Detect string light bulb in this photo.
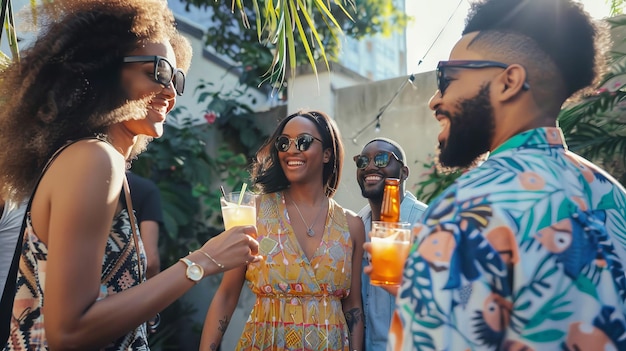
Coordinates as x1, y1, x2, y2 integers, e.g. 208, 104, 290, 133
349, 73, 414, 143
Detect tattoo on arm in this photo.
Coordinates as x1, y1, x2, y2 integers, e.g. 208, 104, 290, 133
208, 316, 230, 351
344, 307, 363, 333
218, 315, 230, 335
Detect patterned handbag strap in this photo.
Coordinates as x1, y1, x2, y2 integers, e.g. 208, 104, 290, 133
122, 174, 144, 284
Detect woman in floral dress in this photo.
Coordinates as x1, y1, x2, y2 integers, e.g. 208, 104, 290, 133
201, 110, 365, 351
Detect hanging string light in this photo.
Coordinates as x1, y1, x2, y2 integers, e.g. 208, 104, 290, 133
350, 74, 415, 143
349, 0, 464, 144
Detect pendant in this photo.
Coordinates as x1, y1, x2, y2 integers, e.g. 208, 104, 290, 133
306, 228, 315, 237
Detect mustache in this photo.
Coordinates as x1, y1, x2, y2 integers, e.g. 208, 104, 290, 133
361, 170, 384, 176
435, 109, 452, 119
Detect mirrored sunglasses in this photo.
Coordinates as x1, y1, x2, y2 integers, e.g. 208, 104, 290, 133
353, 151, 403, 169
436, 60, 530, 95
275, 134, 322, 152
123, 55, 186, 96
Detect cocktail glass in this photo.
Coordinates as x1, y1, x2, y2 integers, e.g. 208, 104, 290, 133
369, 221, 411, 286
220, 192, 256, 230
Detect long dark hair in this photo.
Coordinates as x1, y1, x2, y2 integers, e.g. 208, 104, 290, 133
251, 110, 344, 197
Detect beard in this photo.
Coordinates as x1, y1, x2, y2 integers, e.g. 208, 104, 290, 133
360, 182, 384, 202
437, 83, 495, 169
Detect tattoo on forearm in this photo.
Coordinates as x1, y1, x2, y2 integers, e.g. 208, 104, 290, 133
344, 307, 363, 333
208, 316, 230, 351
218, 316, 230, 335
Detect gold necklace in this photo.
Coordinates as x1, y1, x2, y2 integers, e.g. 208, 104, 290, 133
290, 195, 327, 237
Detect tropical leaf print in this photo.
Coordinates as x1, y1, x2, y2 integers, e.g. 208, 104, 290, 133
411, 331, 436, 351
400, 254, 439, 317
390, 128, 626, 351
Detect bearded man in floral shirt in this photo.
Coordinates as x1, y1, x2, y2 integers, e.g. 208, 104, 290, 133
383, 0, 626, 350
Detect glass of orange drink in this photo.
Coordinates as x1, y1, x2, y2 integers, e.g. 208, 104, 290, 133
369, 221, 412, 286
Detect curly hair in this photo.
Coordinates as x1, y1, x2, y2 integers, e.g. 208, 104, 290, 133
461, 0, 608, 112
251, 110, 344, 198
0, 0, 192, 201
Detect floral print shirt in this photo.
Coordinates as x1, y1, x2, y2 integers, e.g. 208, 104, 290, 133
388, 127, 626, 351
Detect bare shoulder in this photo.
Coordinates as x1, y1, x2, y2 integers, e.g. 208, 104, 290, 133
58, 138, 121, 159
343, 207, 360, 223
55, 139, 124, 169
343, 208, 365, 244
46, 139, 126, 192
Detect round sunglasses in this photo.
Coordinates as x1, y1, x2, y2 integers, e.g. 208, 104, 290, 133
123, 55, 186, 96
275, 134, 322, 152
353, 151, 403, 169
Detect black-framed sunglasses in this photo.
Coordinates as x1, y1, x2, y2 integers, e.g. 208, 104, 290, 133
353, 151, 403, 169
436, 60, 530, 95
275, 134, 323, 152
123, 55, 186, 96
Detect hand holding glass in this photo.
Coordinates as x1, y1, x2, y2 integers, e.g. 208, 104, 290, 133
220, 192, 256, 230
369, 221, 411, 286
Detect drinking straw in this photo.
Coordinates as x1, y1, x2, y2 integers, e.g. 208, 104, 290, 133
237, 183, 248, 206
220, 186, 227, 198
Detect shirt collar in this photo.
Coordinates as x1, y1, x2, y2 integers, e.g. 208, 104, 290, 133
490, 127, 567, 157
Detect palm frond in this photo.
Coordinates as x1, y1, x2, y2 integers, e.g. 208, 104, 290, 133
607, 1, 626, 17
4, 0, 19, 61
231, 0, 346, 90
557, 13, 626, 183
558, 92, 626, 132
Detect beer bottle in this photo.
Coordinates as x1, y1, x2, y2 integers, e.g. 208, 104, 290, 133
380, 178, 400, 222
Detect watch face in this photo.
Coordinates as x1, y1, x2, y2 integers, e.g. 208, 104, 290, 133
188, 264, 203, 281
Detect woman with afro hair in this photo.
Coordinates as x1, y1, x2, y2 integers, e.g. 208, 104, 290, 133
0, 1, 260, 350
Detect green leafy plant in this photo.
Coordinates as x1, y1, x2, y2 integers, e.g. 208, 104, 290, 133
413, 155, 463, 204
133, 91, 268, 261
195, 80, 268, 153
180, 0, 408, 89
558, 15, 626, 185
3, 0, 407, 90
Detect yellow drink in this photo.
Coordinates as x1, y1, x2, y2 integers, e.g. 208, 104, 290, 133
369, 227, 411, 286
221, 203, 256, 230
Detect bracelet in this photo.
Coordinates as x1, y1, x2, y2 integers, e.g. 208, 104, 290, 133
196, 249, 225, 270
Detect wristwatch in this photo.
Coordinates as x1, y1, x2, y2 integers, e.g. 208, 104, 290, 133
179, 257, 204, 283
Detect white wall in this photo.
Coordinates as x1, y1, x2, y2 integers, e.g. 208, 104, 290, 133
287, 64, 369, 116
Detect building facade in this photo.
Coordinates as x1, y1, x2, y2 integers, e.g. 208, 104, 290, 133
338, 0, 407, 81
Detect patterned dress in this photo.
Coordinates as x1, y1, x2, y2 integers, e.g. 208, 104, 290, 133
238, 192, 353, 351
4, 141, 148, 351
389, 127, 626, 351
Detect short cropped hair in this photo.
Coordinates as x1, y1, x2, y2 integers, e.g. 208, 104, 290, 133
363, 137, 407, 165
462, 0, 608, 110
